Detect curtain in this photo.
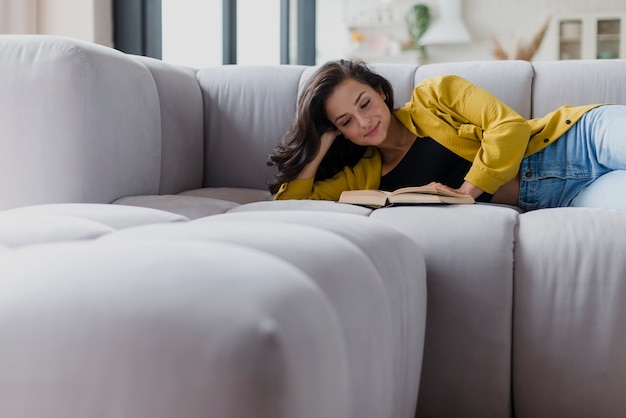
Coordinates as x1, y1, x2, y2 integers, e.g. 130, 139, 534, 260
0, 0, 38, 34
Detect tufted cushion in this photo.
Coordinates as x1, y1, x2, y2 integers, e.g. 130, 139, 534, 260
114, 194, 238, 220
192, 211, 427, 418
99, 218, 403, 418
0, 211, 113, 249
229, 199, 373, 216
0, 239, 350, 418
6, 203, 189, 230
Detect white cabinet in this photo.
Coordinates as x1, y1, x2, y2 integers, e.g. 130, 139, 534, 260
557, 13, 626, 60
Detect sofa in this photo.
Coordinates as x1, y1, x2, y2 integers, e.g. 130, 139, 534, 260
1, 35, 626, 418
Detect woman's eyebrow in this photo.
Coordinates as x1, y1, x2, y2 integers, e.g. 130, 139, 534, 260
334, 91, 366, 123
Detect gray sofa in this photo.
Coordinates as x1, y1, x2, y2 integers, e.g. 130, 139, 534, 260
1, 35, 626, 418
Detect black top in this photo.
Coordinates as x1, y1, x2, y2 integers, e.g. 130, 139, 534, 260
380, 136, 493, 202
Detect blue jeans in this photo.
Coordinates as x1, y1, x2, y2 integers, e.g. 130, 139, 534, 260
519, 105, 626, 211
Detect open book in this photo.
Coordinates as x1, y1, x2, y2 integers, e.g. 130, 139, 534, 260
338, 185, 475, 207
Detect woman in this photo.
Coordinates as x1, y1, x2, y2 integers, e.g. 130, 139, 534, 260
268, 59, 625, 210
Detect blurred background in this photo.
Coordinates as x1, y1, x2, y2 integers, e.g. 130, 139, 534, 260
0, 0, 624, 67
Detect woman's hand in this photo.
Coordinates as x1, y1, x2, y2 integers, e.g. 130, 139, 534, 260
319, 130, 340, 153
456, 181, 485, 199
296, 130, 341, 180
426, 181, 485, 199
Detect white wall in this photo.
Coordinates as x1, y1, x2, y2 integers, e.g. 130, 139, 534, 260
37, 0, 112, 47
324, 0, 626, 64
18, 0, 624, 65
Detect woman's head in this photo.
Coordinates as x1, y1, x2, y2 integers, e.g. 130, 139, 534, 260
267, 60, 395, 193
299, 60, 395, 137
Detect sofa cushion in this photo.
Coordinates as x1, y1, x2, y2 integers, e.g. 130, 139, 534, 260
531, 59, 626, 118
7, 203, 189, 230
192, 211, 427, 418
514, 207, 626, 418
0, 211, 113, 249
179, 187, 273, 204
131, 55, 205, 195
0, 35, 162, 209
197, 65, 307, 190
415, 59, 534, 118
371, 203, 519, 418
114, 194, 238, 220
228, 199, 373, 216
0, 239, 350, 418
100, 217, 400, 418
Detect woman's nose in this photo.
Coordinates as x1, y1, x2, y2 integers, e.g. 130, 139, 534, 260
357, 114, 371, 127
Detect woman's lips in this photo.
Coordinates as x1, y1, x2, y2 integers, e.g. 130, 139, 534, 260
365, 122, 380, 137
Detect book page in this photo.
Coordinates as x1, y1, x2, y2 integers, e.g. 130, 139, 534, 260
338, 189, 391, 206
388, 192, 474, 205
390, 185, 471, 198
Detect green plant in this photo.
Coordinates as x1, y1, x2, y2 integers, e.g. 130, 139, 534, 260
406, 3, 430, 57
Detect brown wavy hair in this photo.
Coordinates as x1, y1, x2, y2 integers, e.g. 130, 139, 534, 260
267, 60, 395, 194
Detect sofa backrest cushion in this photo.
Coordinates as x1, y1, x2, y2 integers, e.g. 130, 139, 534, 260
132, 56, 205, 195
0, 35, 162, 209
531, 59, 626, 117
197, 65, 307, 191
415, 60, 534, 118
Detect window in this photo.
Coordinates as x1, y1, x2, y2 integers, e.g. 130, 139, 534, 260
161, 0, 281, 67
161, 0, 222, 67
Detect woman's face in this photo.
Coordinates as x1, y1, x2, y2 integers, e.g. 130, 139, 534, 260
324, 78, 390, 147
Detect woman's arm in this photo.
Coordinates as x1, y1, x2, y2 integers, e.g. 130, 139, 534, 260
273, 147, 382, 201
295, 131, 339, 180
401, 75, 531, 195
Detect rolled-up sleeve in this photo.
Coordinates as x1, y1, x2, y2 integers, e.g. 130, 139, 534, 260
274, 147, 382, 201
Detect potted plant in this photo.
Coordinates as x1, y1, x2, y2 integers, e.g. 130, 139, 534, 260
405, 3, 430, 58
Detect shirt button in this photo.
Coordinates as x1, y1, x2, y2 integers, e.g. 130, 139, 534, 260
525, 172, 532, 178
566, 119, 571, 124
543, 138, 550, 143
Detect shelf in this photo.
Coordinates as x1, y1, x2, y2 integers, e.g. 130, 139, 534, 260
557, 13, 624, 60
597, 34, 620, 41
349, 22, 405, 31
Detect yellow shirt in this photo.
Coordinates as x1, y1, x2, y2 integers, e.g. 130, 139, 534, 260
274, 75, 601, 200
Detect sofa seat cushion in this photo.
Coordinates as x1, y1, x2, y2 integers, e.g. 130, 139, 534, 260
0, 238, 350, 418
100, 216, 405, 418
179, 187, 273, 204
0, 211, 113, 249
114, 194, 239, 220
7, 203, 189, 229
228, 199, 374, 216
114, 188, 275, 220
1, 204, 189, 249
370, 203, 520, 418
190, 211, 427, 418
514, 207, 626, 418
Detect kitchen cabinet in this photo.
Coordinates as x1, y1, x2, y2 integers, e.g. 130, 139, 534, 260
557, 13, 625, 60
